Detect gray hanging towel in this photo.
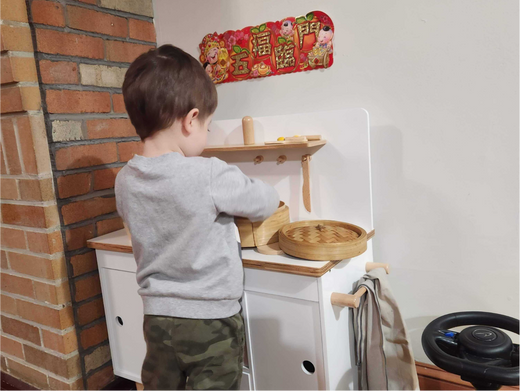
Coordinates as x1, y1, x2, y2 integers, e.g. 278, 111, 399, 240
353, 267, 419, 390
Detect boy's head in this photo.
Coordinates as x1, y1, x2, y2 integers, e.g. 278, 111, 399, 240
123, 45, 218, 155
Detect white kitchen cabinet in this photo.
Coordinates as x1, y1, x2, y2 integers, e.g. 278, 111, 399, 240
90, 231, 372, 390
88, 109, 374, 390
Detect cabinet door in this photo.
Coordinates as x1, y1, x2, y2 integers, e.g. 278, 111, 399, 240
245, 291, 324, 390
99, 267, 146, 382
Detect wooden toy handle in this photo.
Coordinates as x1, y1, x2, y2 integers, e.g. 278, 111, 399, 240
331, 263, 390, 308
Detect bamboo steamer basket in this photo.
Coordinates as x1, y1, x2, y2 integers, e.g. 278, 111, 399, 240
279, 220, 367, 261
235, 201, 290, 249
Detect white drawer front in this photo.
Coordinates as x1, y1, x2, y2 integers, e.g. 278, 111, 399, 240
99, 267, 145, 382
244, 268, 319, 302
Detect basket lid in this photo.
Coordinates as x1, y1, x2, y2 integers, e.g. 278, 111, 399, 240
283, 221, 364, 245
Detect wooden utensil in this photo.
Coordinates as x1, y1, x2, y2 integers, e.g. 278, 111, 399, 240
279, 220, 368, 261
302, 154, 311, 212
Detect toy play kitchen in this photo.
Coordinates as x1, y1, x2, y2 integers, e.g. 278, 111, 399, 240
88, 109, 388, 390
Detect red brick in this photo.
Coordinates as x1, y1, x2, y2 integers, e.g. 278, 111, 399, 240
1, 0, 29, 23
18, 178, 54, 201
70, 251, 98, 277
26, 230, 64, 254
129, 19, 156, 42
93, 167, 122, 190
118, 141, 142, 162
1, 204, 59, 228
65, 224, 94, 251
1, 178, 18, 200
36, 29, 104, 59
55, 142, 118, 170
1, 335, 24, 359
48, 376, 83, 390
16, 116, 39, 175
24, 345, 81, 378
9, 253, 66, 280
80, 321, 108, 349
1, 144, 7, 175
1, 316, 41, 345
1, 228, 26, 249
1, 56, 14, 84
1, 295, 17, 315
1, 25, 33, 52
32, 0, 65, 27
106, 40, 153, 63
17, 300, 74, 329
96, 216, 124, 236
112, 93, 126, 113
0, 250, 9, 269
61, 196, 117, 225
6, 358, 49, 390
86, 118, 135, 139
68, 5, 127, 37
57, 172, 92, 198
0, 85, 24, 113
33, 280, 71, 305
1, 273, 34, 298
74, 274, 101, 302
42, 329, 78, 354
76, 297, 104, 326
39, 60, 78, 84
8, 56, 38, 83
87, 365, 114, 390
46, 90, 110, 114
1, 118, 22, 174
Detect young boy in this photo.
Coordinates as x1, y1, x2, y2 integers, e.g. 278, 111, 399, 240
115, 45, 279, 390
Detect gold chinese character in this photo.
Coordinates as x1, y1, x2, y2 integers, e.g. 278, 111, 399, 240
297, 21, 322, 48
275, 44, 295, 70
297, 22, 309, 48
253, 31, 271, 57
232, 51, 250, 76
309, 22, 321, 40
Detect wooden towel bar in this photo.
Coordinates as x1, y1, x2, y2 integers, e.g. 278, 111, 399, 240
330, 262, 390, 309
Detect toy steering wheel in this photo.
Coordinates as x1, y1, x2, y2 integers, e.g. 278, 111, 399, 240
422, 311, 519, 390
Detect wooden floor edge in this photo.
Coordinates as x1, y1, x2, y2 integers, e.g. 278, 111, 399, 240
415, 361, 519, 390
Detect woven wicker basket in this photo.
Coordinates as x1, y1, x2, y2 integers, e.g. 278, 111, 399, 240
235, 201, 289, 248
279, 220, 367, 261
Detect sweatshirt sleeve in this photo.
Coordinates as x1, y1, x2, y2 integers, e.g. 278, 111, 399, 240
210, 157, 280, 222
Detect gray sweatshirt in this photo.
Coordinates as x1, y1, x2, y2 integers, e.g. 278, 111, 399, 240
114, 152, 279, 319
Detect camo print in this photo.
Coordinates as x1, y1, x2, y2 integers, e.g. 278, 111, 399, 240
141, 313, 245, 390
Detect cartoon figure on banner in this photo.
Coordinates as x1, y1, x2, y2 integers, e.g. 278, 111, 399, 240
280, 19, 295, 42
308, 25, 334, 68
199, 33, 231, 83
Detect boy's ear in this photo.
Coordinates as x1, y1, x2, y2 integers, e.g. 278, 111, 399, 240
182, 108, 200, 134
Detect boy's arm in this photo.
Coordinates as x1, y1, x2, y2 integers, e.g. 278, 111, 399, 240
210, 157, 280, 222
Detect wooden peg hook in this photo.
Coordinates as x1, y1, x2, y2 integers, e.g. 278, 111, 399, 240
254, 155, 264, 164
330, 263, 390, 309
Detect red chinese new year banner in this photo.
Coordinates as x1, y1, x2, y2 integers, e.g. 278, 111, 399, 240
199, 11, 334, 84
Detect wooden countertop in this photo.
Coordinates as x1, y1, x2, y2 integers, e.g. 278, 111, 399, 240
87, 229, 339, 277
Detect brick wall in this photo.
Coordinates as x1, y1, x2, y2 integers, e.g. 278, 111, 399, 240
1, 0, 154, 389
0, 0, 81, 389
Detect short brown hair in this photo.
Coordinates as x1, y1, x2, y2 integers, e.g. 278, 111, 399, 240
123, 45, 218, 140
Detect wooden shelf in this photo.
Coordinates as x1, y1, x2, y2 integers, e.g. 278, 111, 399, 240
203, 140, 327, 153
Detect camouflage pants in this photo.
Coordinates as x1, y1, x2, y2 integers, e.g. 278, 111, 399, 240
141, 313, 245, 390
